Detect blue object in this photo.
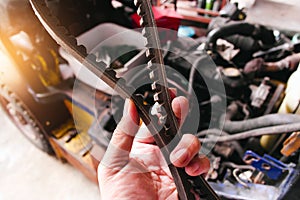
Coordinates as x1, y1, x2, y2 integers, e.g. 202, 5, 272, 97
178, 26, 195, 38
243, 150, 289, 180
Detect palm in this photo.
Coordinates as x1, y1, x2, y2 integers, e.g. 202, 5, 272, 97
98, 97, 209, 199
99, 141, 177, 199
131, 141, 177, 199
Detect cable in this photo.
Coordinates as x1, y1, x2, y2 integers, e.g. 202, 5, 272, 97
196, 128, 224, 137
187, 52, 216, 99
188, 55, 205, 97
199, 122, 300, 143
222, 162, 255, 171
222, 114, 300, 133
197, 129, 244, 158
233, 169, 251, 188
222, 162, 254, 188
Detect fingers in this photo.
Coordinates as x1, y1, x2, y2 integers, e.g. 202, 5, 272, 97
135, 123, 155, 144
185, 155, 210, 176
170, 134, 210, 176
170, 134, 200, 167
169, 88, 177, 100
172, 96, 189, 126
100, 99, 140, 169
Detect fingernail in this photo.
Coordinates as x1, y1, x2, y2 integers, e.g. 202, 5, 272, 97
171, 149, 188, 164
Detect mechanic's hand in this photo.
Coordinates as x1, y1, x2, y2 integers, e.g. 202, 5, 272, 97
98, 96, 210, 199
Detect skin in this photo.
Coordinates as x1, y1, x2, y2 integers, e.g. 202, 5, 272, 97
98, 96, 210, 199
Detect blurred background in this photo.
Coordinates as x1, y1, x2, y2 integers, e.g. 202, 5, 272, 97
1, 0, 299, 199
0, 93, 101, 200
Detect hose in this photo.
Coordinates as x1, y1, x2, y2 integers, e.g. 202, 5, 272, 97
200, 122, 300, 143
188, 54, 208, 97
222, 113, 300, 133
206, 22, 275, 51
197, 129, 244, 158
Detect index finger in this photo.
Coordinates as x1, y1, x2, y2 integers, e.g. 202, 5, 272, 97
172, 96, 189, 126
100, 99, 140, 169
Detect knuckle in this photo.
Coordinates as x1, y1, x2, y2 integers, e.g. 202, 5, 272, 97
113, 127, 125, 137
191, 136, 200, 151
183, 134, 200, 152
203, 156, 210, 170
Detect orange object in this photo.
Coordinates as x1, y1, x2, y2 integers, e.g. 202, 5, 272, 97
281, 132, 300, 157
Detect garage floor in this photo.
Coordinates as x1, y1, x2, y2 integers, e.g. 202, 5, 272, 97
0, 107, 101, 200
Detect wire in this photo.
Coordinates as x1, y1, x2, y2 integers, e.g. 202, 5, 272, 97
188, 54, 208, 97
199, 122, 300, 143
222, 113, 300, 133
222, 162, 254, 188
222, 162, 255, 171
188, 57, 199, 97
197, 129, 244, 158
233, 168, 251, 188
197, 128, 223, 137
167, 79, 190, 96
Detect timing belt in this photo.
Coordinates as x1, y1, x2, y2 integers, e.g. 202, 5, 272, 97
29, 0, 220, 199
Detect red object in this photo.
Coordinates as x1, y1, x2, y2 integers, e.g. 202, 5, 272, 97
131, 7, 182, 44
131, 6, 182, 30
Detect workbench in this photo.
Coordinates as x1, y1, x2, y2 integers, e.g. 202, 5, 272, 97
161, 0, 300, 34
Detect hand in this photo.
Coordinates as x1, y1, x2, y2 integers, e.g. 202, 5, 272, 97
98, 96, 210, 199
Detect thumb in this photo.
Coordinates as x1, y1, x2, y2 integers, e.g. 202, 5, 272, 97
100, 99, 140, 170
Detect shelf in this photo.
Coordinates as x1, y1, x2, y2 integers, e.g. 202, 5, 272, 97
158, 0, 226, 25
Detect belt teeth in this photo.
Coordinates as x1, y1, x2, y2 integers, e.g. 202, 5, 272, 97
142, 28, 146, 35
146, 49, 151, 57
139, 13, 152, 28
137, 6, 141, 15
147, 57, 158, 70
147, 59, 155, 70
145, 37, 156, 47
149, 69, 158, 80
117, 78, 126, 87
153, 92, 164, 103
86, 54, 97, 63
67, 36, 77, 46
163, 124, 171, 132
86, 54, 109, 75
151, 81, 161, 90
78, 45, 87, 54
146, 41, 154, 48
133, 93, 145, 105
153, 92, 160, 102
143, 37, 149, 47
104, 68, 118, 82
159, 115, 167, 124
137, 6, 145, 16
142, 28, 151, 38
134, 0, 142, 7
139, 17, 149, 27
139, 17, 144, 26
146, 49, 154, 58
156, 104, 167, 115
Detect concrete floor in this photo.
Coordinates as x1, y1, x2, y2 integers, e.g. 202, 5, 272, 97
0, 107, 101, 200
